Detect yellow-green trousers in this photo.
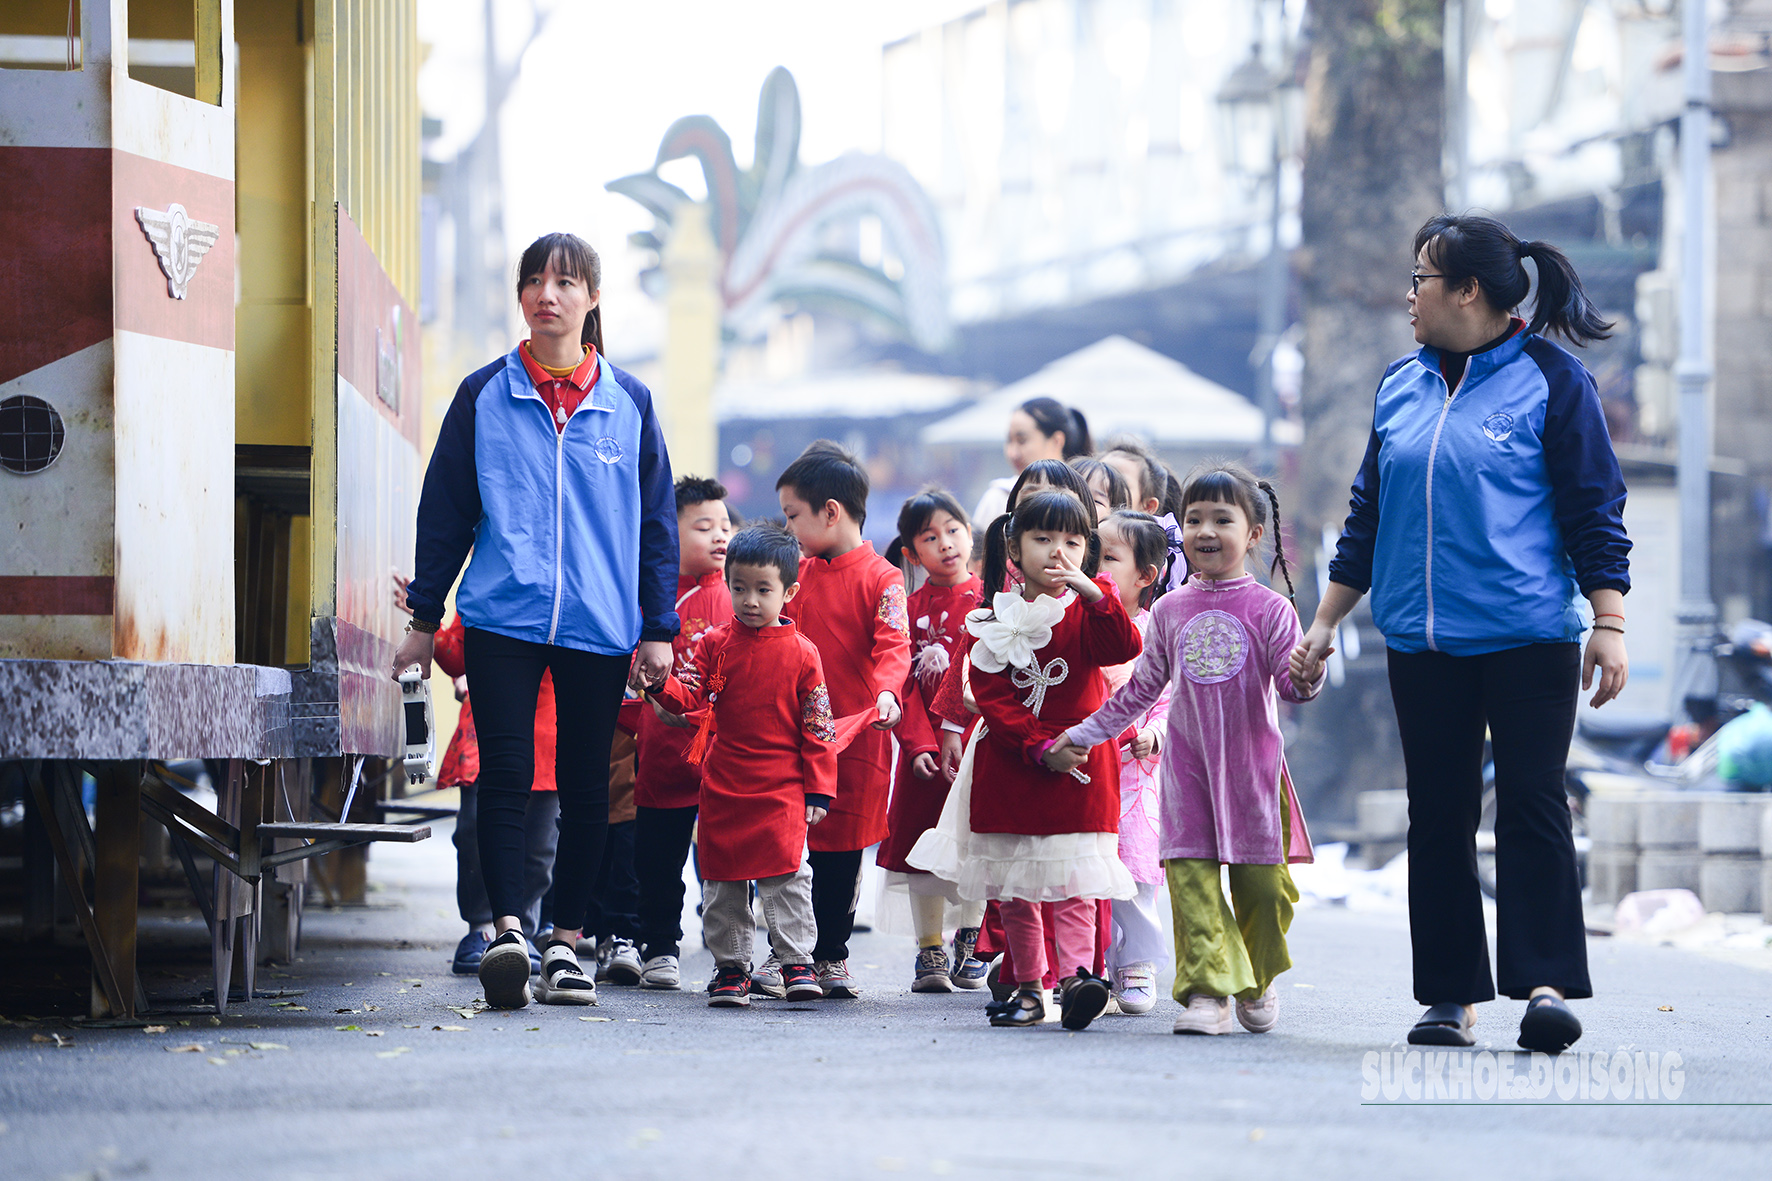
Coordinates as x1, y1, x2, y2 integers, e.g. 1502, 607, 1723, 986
1163, 788, 1298, 1002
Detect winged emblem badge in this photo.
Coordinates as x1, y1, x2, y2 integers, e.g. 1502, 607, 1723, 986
134, 204, 220, 299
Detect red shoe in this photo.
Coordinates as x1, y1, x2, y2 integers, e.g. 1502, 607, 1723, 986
781, 962, 823, 1001
708, 964, 751, 1008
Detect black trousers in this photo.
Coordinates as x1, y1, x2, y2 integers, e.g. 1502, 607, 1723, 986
635, 804, 699, 960
808, 848, 866, 962
1387, 643, 1592, 1004
581, 818, 641, 942
464, 627, 629, 933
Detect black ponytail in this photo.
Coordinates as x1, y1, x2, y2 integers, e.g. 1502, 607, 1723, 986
1019, 397, 1093, 459
1415, 214, 1612, 346
1256, 479, 1297, 603
981, 512, 1015, 598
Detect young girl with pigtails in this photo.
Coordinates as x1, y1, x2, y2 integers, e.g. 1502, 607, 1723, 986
1052, 464, 1323, 1036
908, 490, 1144, 1031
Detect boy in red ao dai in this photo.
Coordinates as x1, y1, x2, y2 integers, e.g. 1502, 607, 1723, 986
647, 526, 841, 1007
631, 477, 737, 989
775, 442, 912, 998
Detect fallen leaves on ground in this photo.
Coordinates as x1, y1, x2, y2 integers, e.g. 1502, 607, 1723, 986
31, 1033, 73, 1048
578, 1016, 612, 1023
248, 1042, 288, 1051
142, 1026, 168, 1035
435, 1025, 468, 1032
375, 1046, 411, 1059
1659, 1005, 1674, 1012
334, 1025, 361, 1031
166, 1043, 204, 1053
365, 1031, 384, 1037
334, 1009, 358, 1015
207, 1057, 229, 1066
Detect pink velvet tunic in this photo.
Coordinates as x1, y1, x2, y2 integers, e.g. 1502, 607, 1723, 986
1068, 574, 1320, 865
1100, 609, 1172, 884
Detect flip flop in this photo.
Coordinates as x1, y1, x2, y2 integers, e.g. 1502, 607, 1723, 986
1517, 994, 1582, 1054
1407, 1002, 1475, 1046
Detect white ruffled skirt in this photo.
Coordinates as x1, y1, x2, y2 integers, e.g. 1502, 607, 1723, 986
906, 725, 1137, 904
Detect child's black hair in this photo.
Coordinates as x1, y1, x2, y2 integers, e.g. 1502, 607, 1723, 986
1102, 509, 1174, 609
775, 440, 870, 526
889, 487, 971, 575
982, 489, 1100, 598
1069, 456, 1132, 511
674, 475, 729, 515
724, 524, 801, 588
1100, 436, 1178, 514
516, 233, 603, 354
1178, 462, 1295, 601
1006, 458, 1093, 512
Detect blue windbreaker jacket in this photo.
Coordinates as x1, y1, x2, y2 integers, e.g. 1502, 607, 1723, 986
1328, 327, 1630, 656
405, 348, 680, 654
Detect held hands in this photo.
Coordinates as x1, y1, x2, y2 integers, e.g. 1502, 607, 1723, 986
1582, 626, 1629, 708
629, 640, 673, 693
806, 804, 828, 826
911, 751, 940, 780
452, 674, 469, 704
939, 731, 965, 783
1041, 739, 1090, 776
647, 696, 695, 729
1130, 726, 1161, 761
1288, 623, 1336, 695
1045, 547, 1102, 601
874, 690, 902, 730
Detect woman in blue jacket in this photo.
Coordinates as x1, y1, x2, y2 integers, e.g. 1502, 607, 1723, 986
1291, 215, 1630, 1054
393, 233, 679, 1010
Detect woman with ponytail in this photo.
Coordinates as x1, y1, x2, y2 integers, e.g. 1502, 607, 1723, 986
972, 396, 1095, 526
1291, 213, 1631, 1055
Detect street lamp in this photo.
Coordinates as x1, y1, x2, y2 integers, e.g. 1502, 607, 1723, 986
1215, 37, 1290, 473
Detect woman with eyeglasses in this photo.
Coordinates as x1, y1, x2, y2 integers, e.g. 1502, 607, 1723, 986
1289, 214, 1630, 1054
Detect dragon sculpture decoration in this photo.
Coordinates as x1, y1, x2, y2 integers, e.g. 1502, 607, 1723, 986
608, 67, 952, 353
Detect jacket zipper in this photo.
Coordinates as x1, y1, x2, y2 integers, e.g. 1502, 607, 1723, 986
546, 403, 569, 645
1423, 372, 1457, 651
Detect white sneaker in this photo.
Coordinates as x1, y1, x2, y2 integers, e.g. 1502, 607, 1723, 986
814, 959, 860, 999
750, 953, 786, 998
604, 937, 643, 986
638, 954, 681, 990
591, 936, 615, 981
534, 942, 598, 1006
1172, 993, 1233, 1035
1235, 985, 1279, 1033
1112, 962, 1159, 1015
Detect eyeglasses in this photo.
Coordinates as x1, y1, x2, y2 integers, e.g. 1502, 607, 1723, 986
1411, 271, 1446, 294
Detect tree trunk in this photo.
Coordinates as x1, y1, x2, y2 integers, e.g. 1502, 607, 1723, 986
1288, 0, 1445, 826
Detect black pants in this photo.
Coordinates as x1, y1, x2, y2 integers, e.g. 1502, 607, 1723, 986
464, 627, 628, 933
581, 818, 641, 942
635, 804, 699, 960
808, 848, 865, 962
1388, 643, 1591, 1004
454, 783, 558, 935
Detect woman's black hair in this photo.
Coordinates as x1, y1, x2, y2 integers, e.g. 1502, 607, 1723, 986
724, 524, 800, 588
1100, 436, 1173, 512
889, 487, 972, 576
1102, 509, 1174, 609
1179, 462, 1296, 601
1019, 396, 1093, 459
1069, 456, 1132, 512
517, 233, 605, 355
1414, 214, 1612, 346
982, 489, 1099, 599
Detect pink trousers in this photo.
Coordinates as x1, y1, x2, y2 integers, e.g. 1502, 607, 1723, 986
1000, 897, 1097, 985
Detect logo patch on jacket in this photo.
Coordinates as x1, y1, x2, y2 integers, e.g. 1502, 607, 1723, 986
593, 436, 625, 464
1482, 412, 1515, 443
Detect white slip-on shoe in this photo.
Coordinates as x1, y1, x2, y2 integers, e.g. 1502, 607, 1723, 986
478, 931, 533, 1010
638, 954, 680, 990
1235, 985, 1279, 1033
534, 942, 599, 1006
1172, 993, 1234, 1035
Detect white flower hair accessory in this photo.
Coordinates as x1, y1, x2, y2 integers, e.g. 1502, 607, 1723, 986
966, 592, 1066, 674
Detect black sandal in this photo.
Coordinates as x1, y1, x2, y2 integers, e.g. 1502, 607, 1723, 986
986, 986, 1045, 1028
1517, 994, 1582, 1054
1407, 1002, 1475, 1046
1059, 968, 1111, 1031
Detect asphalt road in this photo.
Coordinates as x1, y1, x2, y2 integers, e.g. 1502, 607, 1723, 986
4, 824, 1770, 1181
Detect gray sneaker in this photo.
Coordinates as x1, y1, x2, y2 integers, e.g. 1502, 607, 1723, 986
604, 937, 643, 986
749, 952, 786, 998
816, 959, 860, 998
911, 946, 955, 993
638, 954, 680, 990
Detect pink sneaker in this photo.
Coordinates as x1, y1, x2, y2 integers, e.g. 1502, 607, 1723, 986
1236, 985, 1279, 1033
1172, 993, 1233, 1035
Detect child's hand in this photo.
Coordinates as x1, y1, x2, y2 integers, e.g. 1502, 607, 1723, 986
874, 691, 902, 729
939, 731, 965, 782
452, 674, 469, 703
1289, 625, 1335, 694
1041, 741, 1089, 775
1044, 547, 1102, 601
911, 751, 939, 780
806, 804, 828, 826
647, 697, 694, 729
1130, 726, 1161, 760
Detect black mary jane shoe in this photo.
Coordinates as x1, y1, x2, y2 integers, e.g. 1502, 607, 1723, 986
1407, 1002, 1476, 1047
1517, 994, 1582, 1054
986, 987, 1046, 1028
1059, 968, 1111, 1031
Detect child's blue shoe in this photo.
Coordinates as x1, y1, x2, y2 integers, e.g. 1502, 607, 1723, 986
452, 930, 490, 975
